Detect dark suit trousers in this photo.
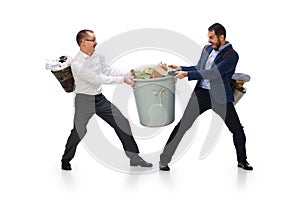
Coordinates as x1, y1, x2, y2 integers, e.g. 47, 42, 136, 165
62, 93, 139, 162
160, 87, 247, 164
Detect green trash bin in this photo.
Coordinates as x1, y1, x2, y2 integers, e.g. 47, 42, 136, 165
132, 76, 176, 127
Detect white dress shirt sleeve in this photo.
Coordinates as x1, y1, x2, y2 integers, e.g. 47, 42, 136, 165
72, 59, 124, 85
99, 54, 128, 76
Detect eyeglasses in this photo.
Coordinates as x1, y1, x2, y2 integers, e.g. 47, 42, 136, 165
85, 39, 97, 43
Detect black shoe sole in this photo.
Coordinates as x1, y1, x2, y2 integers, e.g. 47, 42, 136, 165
159, 167, 170, 171
130, 163, 153, 167
237, 164, 253, 170
62, 167, 72, 170
61, 162, 72, 170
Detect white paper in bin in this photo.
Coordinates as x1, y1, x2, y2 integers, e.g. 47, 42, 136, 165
233, 87, 246, 105
231, 73, 250, 105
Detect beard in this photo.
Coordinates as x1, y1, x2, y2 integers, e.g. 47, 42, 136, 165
212, 39, 221, 50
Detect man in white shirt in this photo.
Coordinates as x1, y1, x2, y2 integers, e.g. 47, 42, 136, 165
61, 29, 152, 170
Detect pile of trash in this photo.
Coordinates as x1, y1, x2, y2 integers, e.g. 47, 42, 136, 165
45, 55, 72, 71
45, 55, 75, 93
130, 62, 169, 79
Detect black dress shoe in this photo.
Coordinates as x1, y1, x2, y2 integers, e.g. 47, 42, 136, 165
130, 156, 153, 167
159, 162, 170, 171
238, 161, 253, 170
61, 161, 72, 170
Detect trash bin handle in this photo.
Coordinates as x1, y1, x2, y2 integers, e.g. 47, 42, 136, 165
132, 83, 170, 107
153, 87, 166, 107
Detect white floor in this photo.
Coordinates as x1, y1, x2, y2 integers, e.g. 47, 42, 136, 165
2, 139, 298, 200
1, 95, 299, 200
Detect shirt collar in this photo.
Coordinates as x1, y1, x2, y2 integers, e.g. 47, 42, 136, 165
217, 42, 230, 52
79, 50, 95, 58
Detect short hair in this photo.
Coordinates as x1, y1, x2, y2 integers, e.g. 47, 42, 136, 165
76, 29, 94, 46
208, 23, 226, 39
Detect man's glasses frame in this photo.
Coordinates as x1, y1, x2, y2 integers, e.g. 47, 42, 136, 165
84, 39, 97, 43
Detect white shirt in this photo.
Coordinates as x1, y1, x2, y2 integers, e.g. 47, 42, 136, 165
71, 50, 125, 95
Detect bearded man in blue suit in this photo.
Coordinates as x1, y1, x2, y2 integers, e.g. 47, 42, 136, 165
159, 23, 253, 171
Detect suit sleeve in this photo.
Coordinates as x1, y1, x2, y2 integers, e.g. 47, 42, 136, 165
181, 66, 197, 71
187, 51, 239, 81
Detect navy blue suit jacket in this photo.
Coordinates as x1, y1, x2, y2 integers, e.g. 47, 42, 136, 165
181, 43, 239, 104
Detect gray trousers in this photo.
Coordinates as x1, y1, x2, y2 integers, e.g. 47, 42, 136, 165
62, 93, 139, 162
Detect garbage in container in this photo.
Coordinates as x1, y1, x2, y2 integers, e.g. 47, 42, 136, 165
130, 62, 169, 79
46, 56, 75, 93
130, 62, 177, 127
231, 73, 251, 104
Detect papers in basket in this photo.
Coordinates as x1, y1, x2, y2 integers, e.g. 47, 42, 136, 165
45, 56, 72, 71
130, 61, 168, 79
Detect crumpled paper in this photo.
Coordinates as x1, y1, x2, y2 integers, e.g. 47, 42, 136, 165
130, 62, 169, 79
45, 55, 72, 71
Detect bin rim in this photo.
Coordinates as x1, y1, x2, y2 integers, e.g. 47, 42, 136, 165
133, 75, 175, 83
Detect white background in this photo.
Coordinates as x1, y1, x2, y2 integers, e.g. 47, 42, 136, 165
1, 0, 299, 199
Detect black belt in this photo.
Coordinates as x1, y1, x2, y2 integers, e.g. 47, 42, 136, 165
196, 87, 210, 92
95, 93, 103, 97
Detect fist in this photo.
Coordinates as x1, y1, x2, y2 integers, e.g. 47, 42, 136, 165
174, 71, 188, 79
168, 65, 181, 71
124, 76, 134, 86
